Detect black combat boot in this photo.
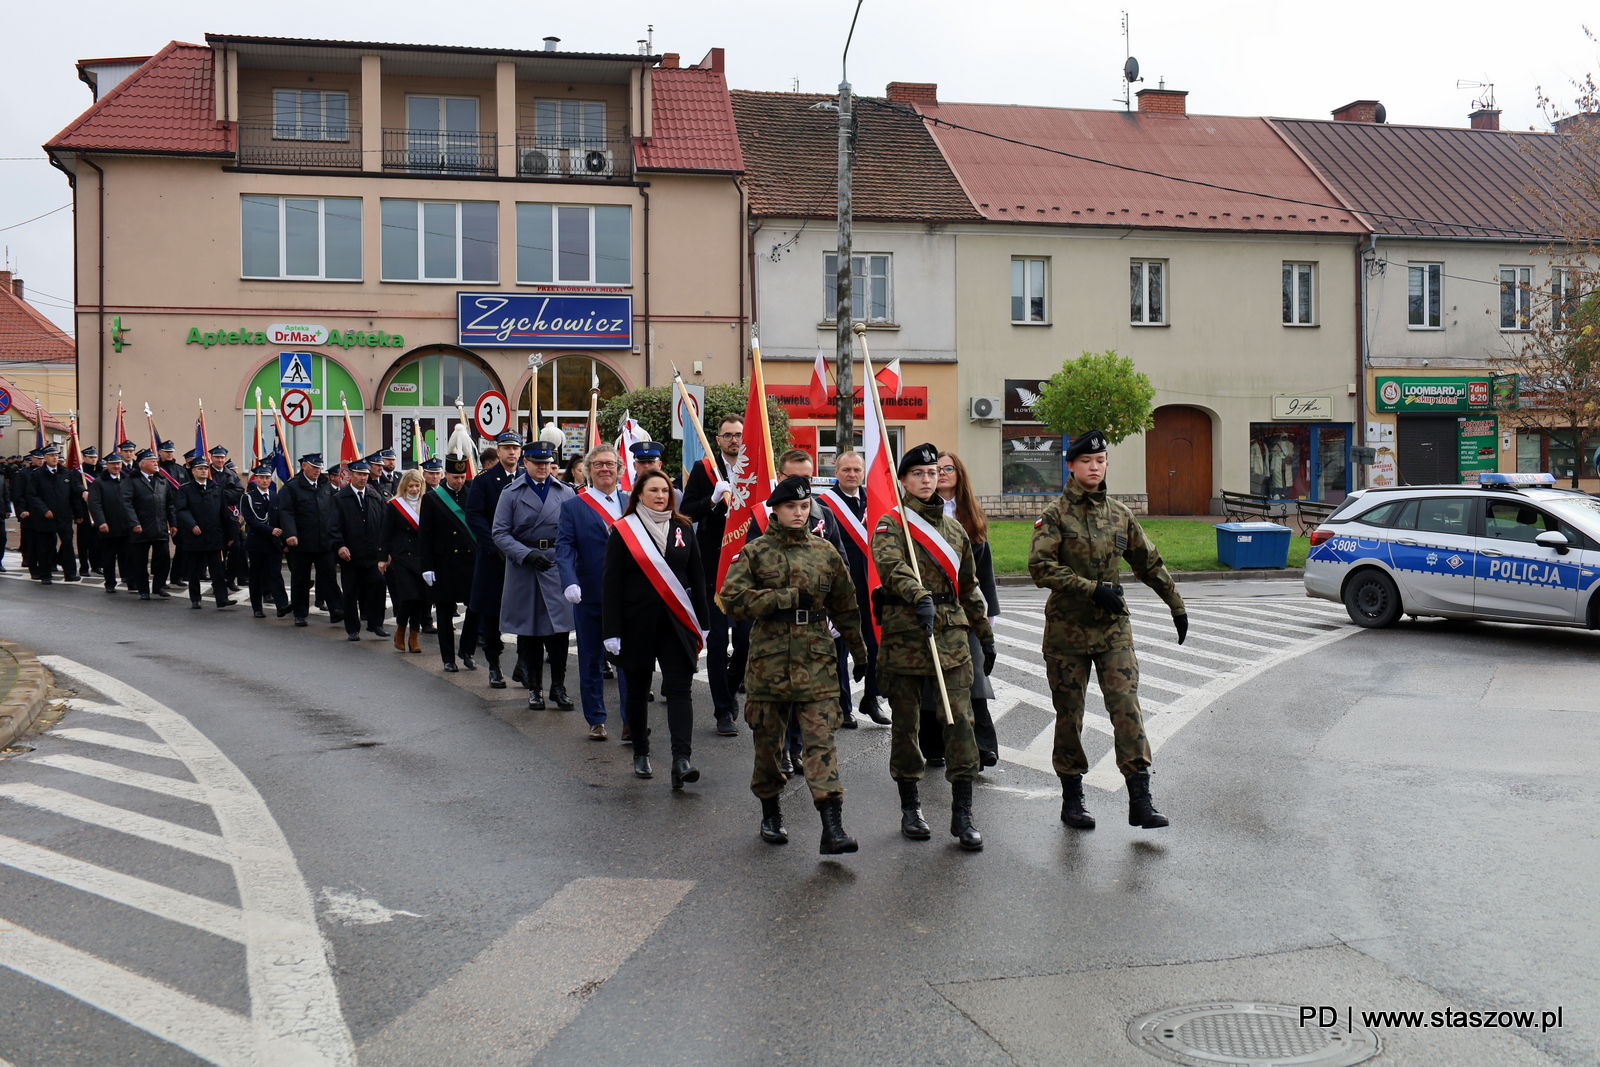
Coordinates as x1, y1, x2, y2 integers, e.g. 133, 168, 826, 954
863, 695, 891, 725
950, 781, 983, 851
818, 797, 859, 854
898, 781, 931, 840
526, 690, 545, 710
1060, 774, 1095, 830
1126, 771, 1169, 829
549, 684, 573, 710
759, 796, 788, 844
487, 662, 505, 689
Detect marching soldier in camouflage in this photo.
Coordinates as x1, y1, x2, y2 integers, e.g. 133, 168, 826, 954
1028, 428, 1188, 831
871, 443, 995, 852
719, 476, 869, 855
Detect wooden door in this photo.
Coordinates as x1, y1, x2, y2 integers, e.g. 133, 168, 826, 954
1145, 406, 1213, 515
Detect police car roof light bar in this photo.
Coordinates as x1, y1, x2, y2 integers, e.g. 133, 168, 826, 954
1478, 472, 1556, 487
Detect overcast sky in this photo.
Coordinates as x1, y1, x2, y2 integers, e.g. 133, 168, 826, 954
4, 0, 1598, 335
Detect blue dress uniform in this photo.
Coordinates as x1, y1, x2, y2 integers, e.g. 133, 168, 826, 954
493, 441, 577, 709
240, 463, 290, 617
466, 431, 523, 686
556, 478, 629, 732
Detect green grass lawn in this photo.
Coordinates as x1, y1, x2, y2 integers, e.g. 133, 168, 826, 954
989, 519, 1310, 574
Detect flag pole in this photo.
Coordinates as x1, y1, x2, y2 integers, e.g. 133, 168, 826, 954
670, 363, 720, 494
854, 322, 954, 727
749, 334, 776, 475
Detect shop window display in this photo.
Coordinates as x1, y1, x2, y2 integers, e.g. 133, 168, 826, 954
1002, 428, 1064, 495
1249, 423, 1349, 502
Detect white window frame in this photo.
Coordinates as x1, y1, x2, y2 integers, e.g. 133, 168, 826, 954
1012, 257, 1049, 324
1283, 262, 1316, 325
515, 203, 631, 286
532, 99, 608, 149
1551, 268, 1584, 332
822, 252, 894, 324
380, 200, 499, 284
1408, 263, 1443, 329
240, 196, 362, 281
272, 89, 349, 142
1130, 259, 1166, 325
1499, 266, 1533, 331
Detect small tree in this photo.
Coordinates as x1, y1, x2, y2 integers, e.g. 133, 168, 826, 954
1029, 350, 1156, 443
1492, 291, 1600, 487
598, 381, 789, 473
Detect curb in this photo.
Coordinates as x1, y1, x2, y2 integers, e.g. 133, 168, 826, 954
996, 568, 1304, 587
0, 639, 53, 750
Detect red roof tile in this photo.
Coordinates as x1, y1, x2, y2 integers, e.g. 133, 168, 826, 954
47, 42, 233, 157
0, 279, 75, 367
0, 374, 72, 434
913, 101, 1363, 235
635, 66, 744, 174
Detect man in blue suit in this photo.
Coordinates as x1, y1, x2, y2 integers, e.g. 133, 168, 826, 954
466, 430, 522, 688
557, 444, 630, 740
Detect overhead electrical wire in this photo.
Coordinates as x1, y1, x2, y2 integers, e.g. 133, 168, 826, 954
861, 97, 1576, 243
0, 203, 70, 232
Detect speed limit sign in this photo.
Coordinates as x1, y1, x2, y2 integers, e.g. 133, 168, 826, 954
473, 390, 510, 438
281, 389, 313, 426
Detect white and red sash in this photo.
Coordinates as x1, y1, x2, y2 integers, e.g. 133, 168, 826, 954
901, 507, 962, 590
576, 486, 622, 528
821, 488, 870, 557
388, 496, 419, 529
615, 514, 703, 650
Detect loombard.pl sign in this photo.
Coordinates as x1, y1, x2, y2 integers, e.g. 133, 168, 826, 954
456, 292, 633, 349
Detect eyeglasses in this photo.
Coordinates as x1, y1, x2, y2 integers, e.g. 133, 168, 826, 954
936, 465, 957, 474
589, 461, 619, 470
717, 434, 742, 441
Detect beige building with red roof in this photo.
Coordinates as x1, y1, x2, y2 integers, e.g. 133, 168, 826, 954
46, 36, 746, 460
0, 270, 75, 455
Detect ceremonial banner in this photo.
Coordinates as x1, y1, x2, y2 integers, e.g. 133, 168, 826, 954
715, 341, 776, 588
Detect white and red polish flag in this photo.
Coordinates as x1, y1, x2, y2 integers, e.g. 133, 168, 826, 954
614, 412, 648, 493
874, 357, 903, 399
809, 347, 830, 409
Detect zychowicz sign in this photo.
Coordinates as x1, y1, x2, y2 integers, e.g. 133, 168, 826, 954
1375, 377, 1491, 412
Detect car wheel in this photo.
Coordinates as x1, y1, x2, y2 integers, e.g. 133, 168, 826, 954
1343, 569, 1402, 628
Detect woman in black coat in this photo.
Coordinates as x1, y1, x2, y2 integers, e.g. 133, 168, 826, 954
380, 469, 430, 653
601, 469, 708, 788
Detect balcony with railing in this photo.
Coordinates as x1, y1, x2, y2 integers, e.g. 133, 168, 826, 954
383, 129, 499, 176
515, 134, 634, 180
237, 124, 363, 170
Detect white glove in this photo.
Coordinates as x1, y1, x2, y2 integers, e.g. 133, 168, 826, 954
828, 624, 840, 639
423, 571, 435, 586
604, 637, 622, 656
713, 479, 731, 502
564, 584, 583, 603
700, 630, 711, 645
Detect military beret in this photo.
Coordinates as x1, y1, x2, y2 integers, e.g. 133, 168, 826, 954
444, 454, 469, 474
298, 453, 325, 467
421, 457, 444, 472
767, 474, 813, 507
208, 445, 228, 456
134, 448, 155, 462
523, 440, 556, 461
897, 442, 939, 478
41, 444, 61, 456
495, 431, 524, 446
188, 456, 209, 469
347, 459, 370, 473
629, 440, 663, 459
82, 446, 99, 457
156, 440, 174, 451
1064, 429, 1108, 461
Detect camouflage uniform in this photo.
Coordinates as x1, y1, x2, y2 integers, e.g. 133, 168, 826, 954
871, 495, 994, 784
719, 522, 868, 807
1027, 477, 1186, 777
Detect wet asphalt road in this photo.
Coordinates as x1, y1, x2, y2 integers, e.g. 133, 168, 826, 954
0, 574, 1595, 1066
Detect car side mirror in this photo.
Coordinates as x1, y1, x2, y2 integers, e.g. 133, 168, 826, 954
1534, 530, 1570, 555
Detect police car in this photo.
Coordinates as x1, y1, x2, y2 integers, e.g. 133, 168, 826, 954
1304, 473, 1600, 629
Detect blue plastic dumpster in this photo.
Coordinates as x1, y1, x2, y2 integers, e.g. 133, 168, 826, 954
1214, 522, 1292, 570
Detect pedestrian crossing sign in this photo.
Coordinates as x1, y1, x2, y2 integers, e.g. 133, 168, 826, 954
279, 352, 313, 387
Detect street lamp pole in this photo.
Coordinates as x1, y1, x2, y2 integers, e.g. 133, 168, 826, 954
834, 0, 864, 461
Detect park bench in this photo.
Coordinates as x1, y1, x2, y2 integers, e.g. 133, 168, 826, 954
1220, 490, 1285, 522
1292, 499, 1338, 536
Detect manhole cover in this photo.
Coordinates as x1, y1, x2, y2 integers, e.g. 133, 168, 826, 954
1128, 1003, 1380, 1067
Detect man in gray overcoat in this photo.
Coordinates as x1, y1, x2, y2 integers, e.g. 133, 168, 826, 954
493, 438, 578, 711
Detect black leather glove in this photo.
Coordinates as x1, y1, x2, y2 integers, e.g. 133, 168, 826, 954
526, 551, 553, 571
852, 659, 867, 682
914, 595, 936, 635
1090, 582, 1127, 616
981, 642, 996, 676
1173, 613, 1188, 645
796, 589, 813, 610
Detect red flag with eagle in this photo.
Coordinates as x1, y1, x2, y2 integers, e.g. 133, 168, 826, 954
715, 344, 777, 588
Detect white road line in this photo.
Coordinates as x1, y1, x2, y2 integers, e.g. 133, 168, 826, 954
1132, 636, 1251, 667
0, 783, 232, 864
28, 754, 209, 803
48, 727, 178, 761
0, 835, 246, 943
62, 698, 147, 723
1125, 607, 1296, 648
990, 678, 1114, 736
992, 630, 1222, 681
36, 657, 355, 1067
993, 616, 1044, 635
358, 877, 695, 1067
0, 917, 338, 1067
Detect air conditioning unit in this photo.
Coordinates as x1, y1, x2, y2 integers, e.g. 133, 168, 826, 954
519, 147, 563, 176
573, 148, 615, 176
969, 396, 1002, 420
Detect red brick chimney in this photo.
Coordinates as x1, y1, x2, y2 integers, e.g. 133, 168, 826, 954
0, 270, 18, 299
693, 48, 724, 73
1469, 108, 1501, 131
886, 82, 938, 105
660, 53, 679, 69
1136, 87, 1187, 115
1333, 100, 1384, 123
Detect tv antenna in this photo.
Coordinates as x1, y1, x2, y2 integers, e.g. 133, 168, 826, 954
1117, 11, 1144, 110
1456, 78, 1496, 112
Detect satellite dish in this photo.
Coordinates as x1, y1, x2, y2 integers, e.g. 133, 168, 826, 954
1374, 102, 1388, 123
1124, 56, 1140, 83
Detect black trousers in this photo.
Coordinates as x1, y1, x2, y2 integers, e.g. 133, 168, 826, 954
186, 549, 227, 606
433, 601, 480, 664
340, 559, 387, 634
393, 598, 426, 631
480, 615, 504, 668
288, 550, 338, 621
98, 534, 129, 591
623, 628, 696, 761
127, 539, 169, 595
516, 633, 570, 690
77, 520, 98, 573
27, 527, 76, 581
248, 548, 288, 612
705, 599, 751, 718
